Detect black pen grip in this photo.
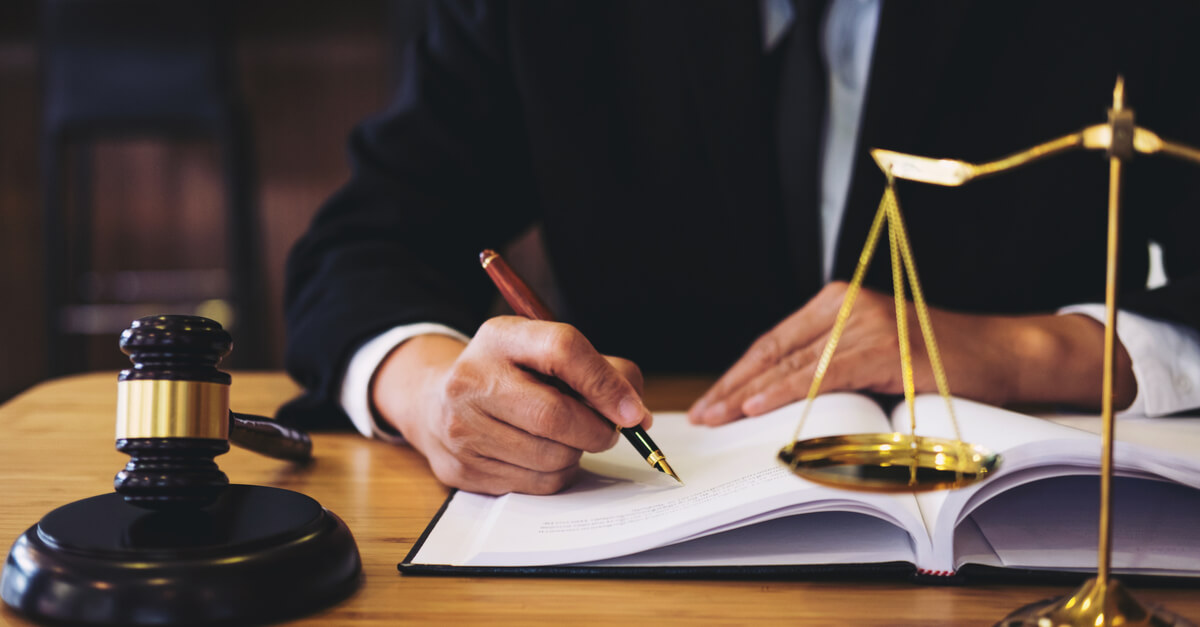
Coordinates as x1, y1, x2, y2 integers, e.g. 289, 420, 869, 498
620, 424, 661, 459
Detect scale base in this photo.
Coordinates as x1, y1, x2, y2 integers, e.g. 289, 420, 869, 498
779, 433, 999, 492
996, 577, 1195, 627
1, 485, 361, 625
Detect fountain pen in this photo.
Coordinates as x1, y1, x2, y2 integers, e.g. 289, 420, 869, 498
479, 249, 682, 484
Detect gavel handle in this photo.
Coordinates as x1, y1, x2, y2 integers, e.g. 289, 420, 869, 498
229, 412, 314, 462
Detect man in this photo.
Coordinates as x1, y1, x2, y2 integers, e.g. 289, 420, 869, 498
283, 0, 1200, 495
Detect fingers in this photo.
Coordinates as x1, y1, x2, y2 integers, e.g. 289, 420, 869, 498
722, 334, 829, 422
688, 332, 786, 422
423, 434, 582, 496
478, 364, 622, 454
483, 317, 653, 429
689, 283, 849, 424
431, 363, 618, 494
604, 355, 645, 396
604, 355, 651, 429
736, 344, 900, 420
439, 391, 589, 473
688, 284, 940, 426
410, 316, 652, 495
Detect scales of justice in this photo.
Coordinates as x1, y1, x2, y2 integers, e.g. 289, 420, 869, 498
776, 78, 1198, 626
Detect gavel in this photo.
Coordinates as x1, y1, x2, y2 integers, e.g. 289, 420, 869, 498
113, 314, 312, 508
1, 314, 360, 626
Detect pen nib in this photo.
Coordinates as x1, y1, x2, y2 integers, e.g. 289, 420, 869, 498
655, 459, 684, 485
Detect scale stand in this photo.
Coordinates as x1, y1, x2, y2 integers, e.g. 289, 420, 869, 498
780, 78, 1197, 626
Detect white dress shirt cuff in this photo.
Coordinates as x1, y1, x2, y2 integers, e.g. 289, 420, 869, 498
339, 323, 471, 442
1059, 304, 1200, 416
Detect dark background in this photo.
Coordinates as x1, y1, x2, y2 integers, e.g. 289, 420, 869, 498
0, 0, 429, 401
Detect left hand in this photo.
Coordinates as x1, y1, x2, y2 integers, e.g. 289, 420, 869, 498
688, 282, 1135, 425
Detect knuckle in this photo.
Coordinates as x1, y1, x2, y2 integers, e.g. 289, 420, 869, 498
876, 330, 901, 353
526, 395, 568, 439
608, 357, 644, 393
805, 337, 826, 362
442, 364, 474, 402
784, 349, 806, 372
537, 441, 582, 472
474, 316, 509, 343
863, 295, 890, 319
528, 468, 577, 495
580, 356, 621, 399
441, 413, 476, 450
751, 335, 784, 366
580, 422, 619, 453
541, 323, 582, 362
443, 354, 497, 403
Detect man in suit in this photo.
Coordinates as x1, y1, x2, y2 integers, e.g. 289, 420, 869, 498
284, 0, 1200, 495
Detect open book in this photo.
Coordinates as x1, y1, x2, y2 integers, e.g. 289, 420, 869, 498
401, 394, 1200, 581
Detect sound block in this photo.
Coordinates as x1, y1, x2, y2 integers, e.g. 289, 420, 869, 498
2, 485, 361, 625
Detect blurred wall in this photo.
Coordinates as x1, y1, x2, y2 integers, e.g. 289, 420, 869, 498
0, 0, 404, 401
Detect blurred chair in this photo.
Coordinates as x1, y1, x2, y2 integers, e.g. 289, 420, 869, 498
40, 0, 263, 374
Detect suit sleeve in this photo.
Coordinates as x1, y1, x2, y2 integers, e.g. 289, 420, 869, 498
281, 0, 537, 429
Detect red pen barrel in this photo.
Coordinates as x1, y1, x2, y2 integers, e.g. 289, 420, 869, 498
479, 249, 555, 321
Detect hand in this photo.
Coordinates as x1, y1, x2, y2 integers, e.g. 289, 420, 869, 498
372, 317, 652, 495
688, 282, 1136, 426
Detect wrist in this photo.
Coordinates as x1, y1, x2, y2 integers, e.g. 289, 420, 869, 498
371, 334, 467, 449
1007, 314, 1135, 410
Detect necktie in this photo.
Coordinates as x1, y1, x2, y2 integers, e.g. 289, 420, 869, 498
776, 0, 828, 298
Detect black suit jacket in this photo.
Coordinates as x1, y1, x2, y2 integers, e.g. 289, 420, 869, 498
282, 0, 1200, 429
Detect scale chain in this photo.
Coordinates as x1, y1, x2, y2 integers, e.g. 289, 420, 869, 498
788, 177, 965, 454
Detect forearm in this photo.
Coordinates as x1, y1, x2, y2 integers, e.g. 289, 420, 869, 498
996, 312, 1135, 410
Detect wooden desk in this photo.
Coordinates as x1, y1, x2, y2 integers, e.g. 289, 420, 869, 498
2, 373, 1197, 626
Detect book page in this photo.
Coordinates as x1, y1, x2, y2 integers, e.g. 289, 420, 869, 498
1044, 413, 1200, 463
588, 511, 917, 567
889, 396, 1200, 574
412, 393, 929, 567
958, 474, 1200, 575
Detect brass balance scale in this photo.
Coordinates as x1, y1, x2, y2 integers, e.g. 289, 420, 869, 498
777, 78, 1198, 626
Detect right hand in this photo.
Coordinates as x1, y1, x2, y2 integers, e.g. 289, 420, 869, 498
372, 316, 652, 495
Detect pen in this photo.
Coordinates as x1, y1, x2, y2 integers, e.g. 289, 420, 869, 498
479, 249, 683, 484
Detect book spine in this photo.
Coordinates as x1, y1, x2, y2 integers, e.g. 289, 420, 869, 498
911, 568, 966, 585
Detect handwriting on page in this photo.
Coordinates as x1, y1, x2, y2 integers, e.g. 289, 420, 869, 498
537, 467, 789, 534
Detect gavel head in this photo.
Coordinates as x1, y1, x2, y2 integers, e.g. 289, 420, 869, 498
114, 315, 234, 510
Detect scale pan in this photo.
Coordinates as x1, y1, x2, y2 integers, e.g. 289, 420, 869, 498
778, 433, 1000, 493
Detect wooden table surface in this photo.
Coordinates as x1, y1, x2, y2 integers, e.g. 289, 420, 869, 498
1, 372, 1197, 626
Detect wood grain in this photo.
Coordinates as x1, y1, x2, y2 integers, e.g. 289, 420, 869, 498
1, 372, 1196, 626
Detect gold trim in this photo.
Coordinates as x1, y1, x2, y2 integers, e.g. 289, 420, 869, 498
645, 450, 665, 466
116, 380, 230, 439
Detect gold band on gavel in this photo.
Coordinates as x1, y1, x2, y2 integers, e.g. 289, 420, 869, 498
116, 380, 230, 440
